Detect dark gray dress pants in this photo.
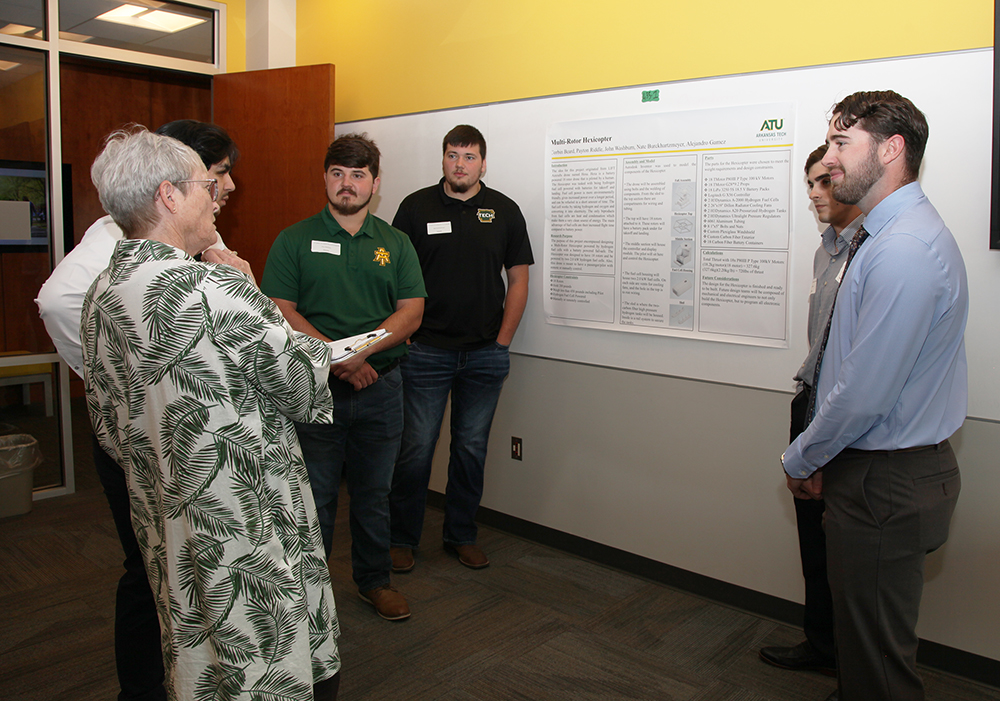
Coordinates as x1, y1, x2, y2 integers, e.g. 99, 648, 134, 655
823, 441, 960, 701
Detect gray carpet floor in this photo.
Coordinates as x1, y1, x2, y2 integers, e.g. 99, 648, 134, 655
0, 402, 997, 700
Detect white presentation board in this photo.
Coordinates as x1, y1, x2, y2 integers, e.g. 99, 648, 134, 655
339, 49, 1000, 420
544, 103, 794, 346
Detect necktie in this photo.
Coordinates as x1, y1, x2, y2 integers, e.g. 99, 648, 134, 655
806, 225, 870, 424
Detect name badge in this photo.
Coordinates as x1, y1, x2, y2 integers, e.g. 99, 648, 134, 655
427, 221, 452, 235
809, 278, 817, 295
311, 240, 341, 255
835, 261, 847, 284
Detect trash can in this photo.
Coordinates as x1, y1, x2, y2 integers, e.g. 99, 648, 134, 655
0, 434, 41, 518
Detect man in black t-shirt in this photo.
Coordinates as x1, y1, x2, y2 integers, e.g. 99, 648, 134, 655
388, 125, 534, 571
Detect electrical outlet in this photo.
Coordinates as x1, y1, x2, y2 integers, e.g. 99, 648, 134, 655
511, 436, 522, 460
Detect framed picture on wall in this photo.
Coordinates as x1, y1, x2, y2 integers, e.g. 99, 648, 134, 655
0, 160, 73, 253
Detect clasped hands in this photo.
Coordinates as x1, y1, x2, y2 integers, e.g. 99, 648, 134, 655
786, 469, 823, 500
331, 353, 378, 391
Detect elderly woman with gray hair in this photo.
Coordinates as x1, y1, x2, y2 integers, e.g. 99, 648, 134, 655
81, 126, 341, 701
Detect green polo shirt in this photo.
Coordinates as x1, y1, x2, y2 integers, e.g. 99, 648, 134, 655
262, 206, 426, 372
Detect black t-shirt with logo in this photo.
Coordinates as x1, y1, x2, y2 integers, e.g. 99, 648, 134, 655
392, 179, 534, 351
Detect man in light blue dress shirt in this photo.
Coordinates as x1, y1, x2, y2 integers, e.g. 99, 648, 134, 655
780, 91, 967, 701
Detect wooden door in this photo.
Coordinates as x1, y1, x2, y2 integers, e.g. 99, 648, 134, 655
212, 65, 335, 277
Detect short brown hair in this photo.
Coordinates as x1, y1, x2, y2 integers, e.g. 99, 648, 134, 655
443, 125, 486, 160
805, 144, 828, 176
831, 91, 928, 181
325, 133, 380, 177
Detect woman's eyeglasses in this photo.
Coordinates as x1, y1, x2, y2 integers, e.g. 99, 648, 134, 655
174, 179, 220, 201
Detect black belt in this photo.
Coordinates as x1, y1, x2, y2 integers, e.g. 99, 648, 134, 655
377, 359, 400, 376
843, 440, 948, 456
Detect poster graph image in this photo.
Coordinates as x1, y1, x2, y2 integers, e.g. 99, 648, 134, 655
544, 103, 793, 348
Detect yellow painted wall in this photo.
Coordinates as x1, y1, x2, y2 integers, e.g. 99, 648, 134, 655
296, 0, 993, 123
218, 0, 246, 74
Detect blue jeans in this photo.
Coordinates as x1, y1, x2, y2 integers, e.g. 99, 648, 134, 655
295, 366, 403, 591
390, 341, 510, 548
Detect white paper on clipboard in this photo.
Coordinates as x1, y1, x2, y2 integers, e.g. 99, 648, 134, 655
327, 329, 392, 363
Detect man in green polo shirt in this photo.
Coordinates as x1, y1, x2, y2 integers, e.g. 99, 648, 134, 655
262, 133, 426, 621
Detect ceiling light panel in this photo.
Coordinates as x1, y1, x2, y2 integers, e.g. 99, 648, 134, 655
95, 4, 206, 34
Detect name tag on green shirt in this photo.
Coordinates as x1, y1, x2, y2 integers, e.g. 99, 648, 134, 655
311, 240, 341, 255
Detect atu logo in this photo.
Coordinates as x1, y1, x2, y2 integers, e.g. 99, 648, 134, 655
759, 119, 784, 131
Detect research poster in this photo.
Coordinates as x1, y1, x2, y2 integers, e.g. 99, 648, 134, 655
544, 103, 794, 347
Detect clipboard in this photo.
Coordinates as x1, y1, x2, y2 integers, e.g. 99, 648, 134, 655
327, 329, 392, 363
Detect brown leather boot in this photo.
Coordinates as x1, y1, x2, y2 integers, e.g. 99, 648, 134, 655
359, 585, 411, 620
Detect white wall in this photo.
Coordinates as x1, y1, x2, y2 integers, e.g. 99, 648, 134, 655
429, 356, 1000, 660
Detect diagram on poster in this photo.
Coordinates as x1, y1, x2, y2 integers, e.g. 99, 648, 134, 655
544, 103, 793, 347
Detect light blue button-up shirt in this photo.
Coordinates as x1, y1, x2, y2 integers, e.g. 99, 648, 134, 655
793, 214, 864, 389
783, 182, 968, 479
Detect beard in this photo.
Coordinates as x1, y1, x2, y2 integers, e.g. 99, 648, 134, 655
445, 171, 480, 194
831, 143, 883, 205
328, 189, 372, 216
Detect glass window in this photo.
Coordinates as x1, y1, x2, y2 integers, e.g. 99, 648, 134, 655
0, 44, 65, 491
0, 44, 52, 353
0, 0, 222, 497
60, 0, 214, 64
0, 0, 46, 42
